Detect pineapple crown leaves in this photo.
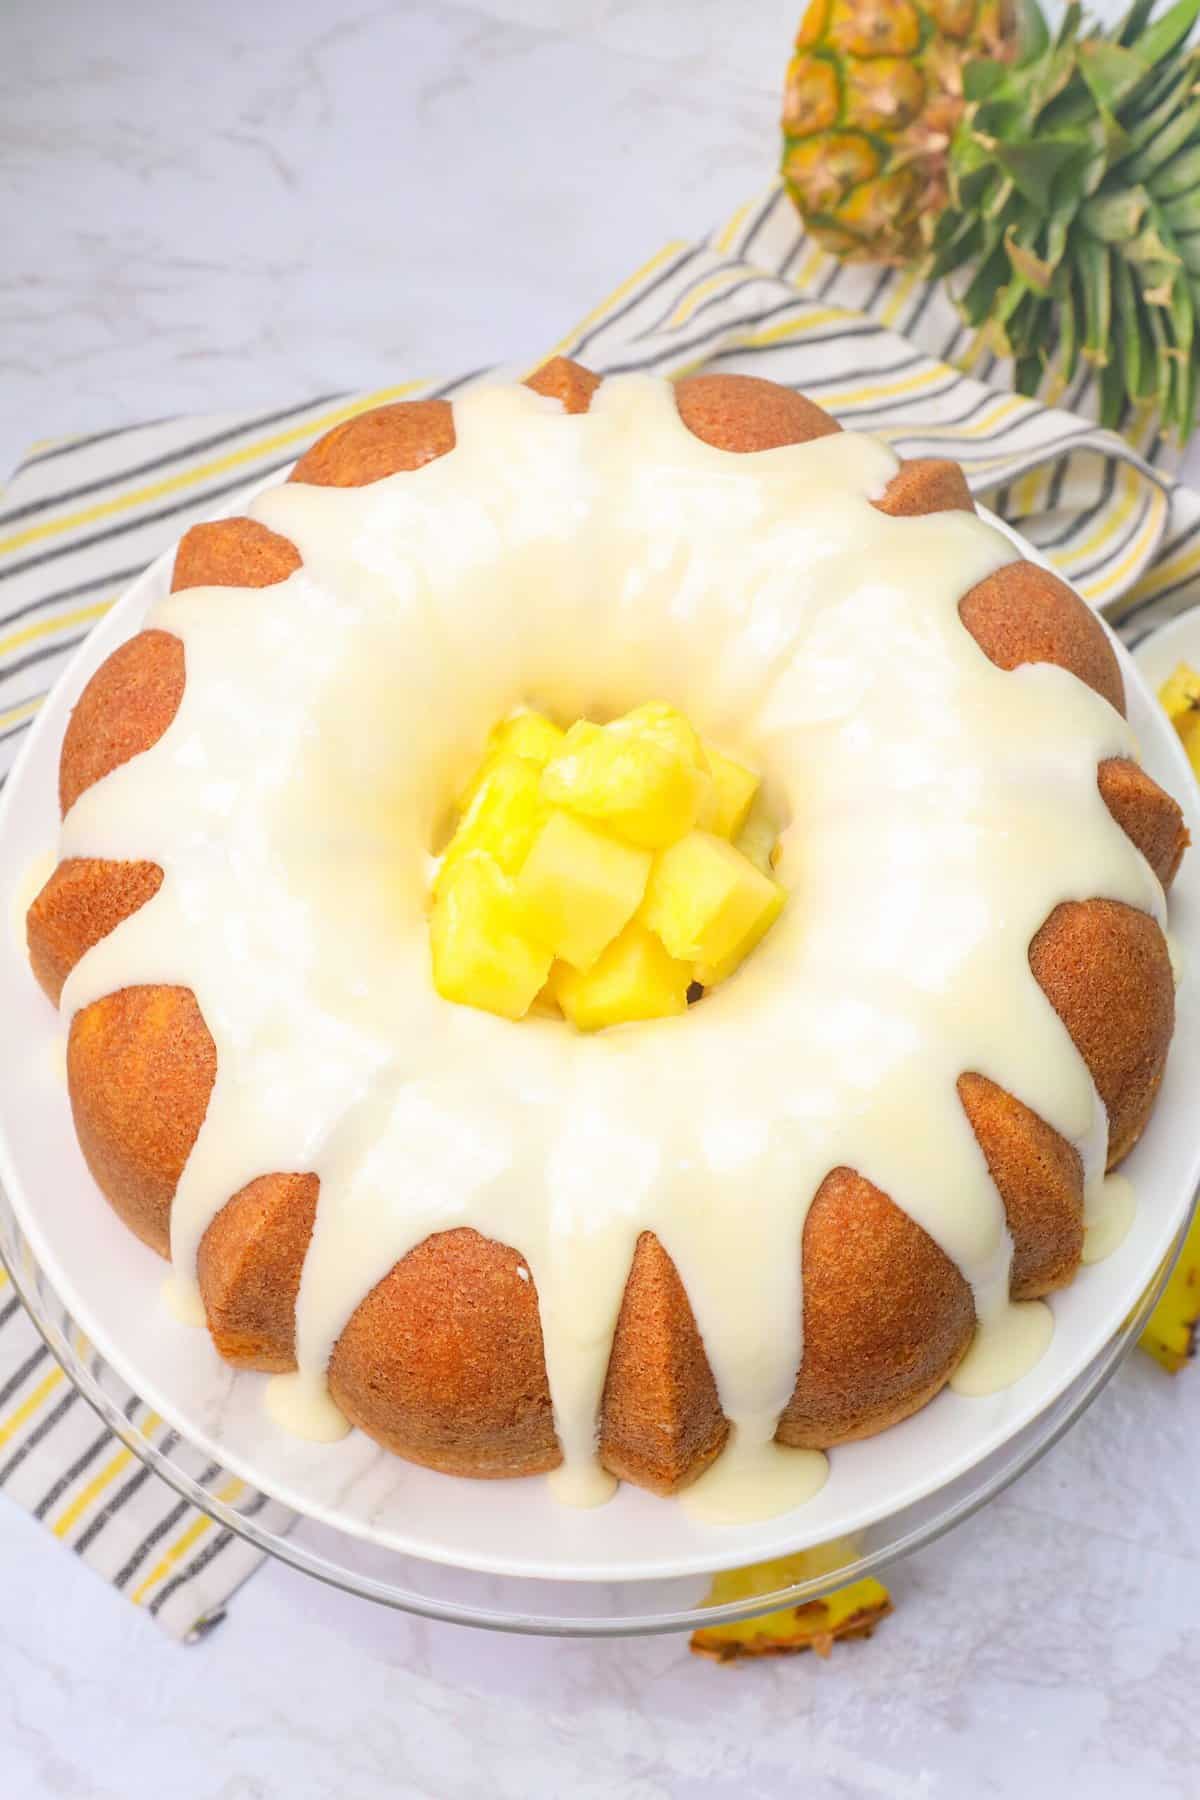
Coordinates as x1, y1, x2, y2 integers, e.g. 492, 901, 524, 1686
928, 0, 1200, 439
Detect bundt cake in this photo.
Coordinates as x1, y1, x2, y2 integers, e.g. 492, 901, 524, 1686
26, 357, 1188, 1521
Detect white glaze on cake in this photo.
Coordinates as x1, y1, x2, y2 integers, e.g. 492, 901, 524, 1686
11, 851, 55, 956
1082, 1173, 1137, 1266
53, 375, 1164, 1521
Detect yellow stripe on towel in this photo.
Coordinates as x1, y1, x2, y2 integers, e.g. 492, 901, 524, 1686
130, 1476, 249, 1606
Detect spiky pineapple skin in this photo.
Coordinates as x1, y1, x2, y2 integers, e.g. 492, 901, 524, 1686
781, 0, 1018, 263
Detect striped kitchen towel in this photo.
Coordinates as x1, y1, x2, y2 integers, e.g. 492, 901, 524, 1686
3, 179, 1200, 1638
0, 1259, 294, 1641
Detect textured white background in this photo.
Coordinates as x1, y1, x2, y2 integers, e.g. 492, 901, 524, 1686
5, 2, 1200, 1796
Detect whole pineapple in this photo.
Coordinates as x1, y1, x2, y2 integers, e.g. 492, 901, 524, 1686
781, 0, 1200, 440
782, 0, 1020, 262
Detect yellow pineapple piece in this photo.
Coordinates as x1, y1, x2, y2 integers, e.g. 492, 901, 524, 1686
1175, 709, 1200, 782
609, 701, 709, 771
490, 709, 564, 765
516, 810, 652, 971
541, 720, 704, 850
456, 710, 564, 811
611, 702, 723, 830
642, 830, 784, 985
432, 701, 783, 1025
690, 1551, 892, 1662
1157, 663, 1200, 781
552, 922, 692, 1031
703, 746, 760, 840
1140, 1203, 1200, 1372
1158, 662, 1200, 724
528, 977, 562, 1019
696, 887, 785, 986
431, 851, 552, 1021
437, 755, 547, 893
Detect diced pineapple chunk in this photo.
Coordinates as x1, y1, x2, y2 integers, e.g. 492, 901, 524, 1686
529, 976, 563, 1019
695, 882, 785, 986
483, 709, 565, 775
431, 851, 552, 1020
456, 710, 564, 810
517, 810, 652, 971
437, 754, 547, 893
432, 699, 783, 1025
1159, 662, 1200, 723
703, 746, 760, 840
611, 703, 721, 832
609, 701, 709, 771
642, 830, 784, 985
541, 720, 704, 850
552, 922, 692, 1031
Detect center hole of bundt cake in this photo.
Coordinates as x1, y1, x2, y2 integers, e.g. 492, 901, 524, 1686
428, 702, 785, 1030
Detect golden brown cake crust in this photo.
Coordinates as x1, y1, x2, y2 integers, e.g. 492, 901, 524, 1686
172, 517, 301, 593
59, 629, 185, 817
1098, 758, 1189, 890
874, 458, 975, 518
27, 857, 162, 1006
599, 1231, 729, 1494
959, 561, 1126, 716
198, 1174, 318, 1371
288, 400, 456, 488
1031, 898, 1174, 1168
958, 1072, 1084, 1298
327, 1228, 560, 1478
675, 372, 842, 452
67, 985, 215, 1258
34, 359, 1187, 1496
60, 520, 302, 818
778, 1169, 975, 1449
525, 355, 602, 413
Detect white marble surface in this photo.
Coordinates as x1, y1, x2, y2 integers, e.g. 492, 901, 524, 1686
1, 0, 800, 483
4, 1, 1200, 1795
5, 1351, 1200, 1798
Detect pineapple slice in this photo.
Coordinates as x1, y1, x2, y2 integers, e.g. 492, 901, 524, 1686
1175, 709, 1200, 781
690, 1552, 893, 1662
1140, 1202, 1200, 1372
437, 754, 547, 893
516, 810, 652, 971
431, 851, 552, 1021
642, 830, 784, 984
1158, 661, 1200, 782
552, 922, 692, 1031
541, 720, 705, 850
1158, 662, 1200, 724
704, 746, 760, 840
